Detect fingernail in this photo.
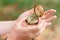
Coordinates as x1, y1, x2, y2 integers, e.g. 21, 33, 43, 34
54, 10, 56, 12
49, 23, 51, 25
47, 23, 52, 25
54, 16, 57, 18
51, 9, 56, 12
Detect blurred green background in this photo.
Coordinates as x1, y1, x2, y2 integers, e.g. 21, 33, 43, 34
0, 0, 60, 40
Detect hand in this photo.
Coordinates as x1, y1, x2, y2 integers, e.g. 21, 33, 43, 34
7, 8, 57, 40
42, 9, 57, 21
40, 9, 57, 32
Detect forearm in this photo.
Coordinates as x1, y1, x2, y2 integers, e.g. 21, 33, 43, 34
0, 21, 16, 35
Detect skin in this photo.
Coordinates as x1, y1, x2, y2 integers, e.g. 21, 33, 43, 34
7, 9, 56, 40
0, 8, 57, 40
0, 21, 16, 35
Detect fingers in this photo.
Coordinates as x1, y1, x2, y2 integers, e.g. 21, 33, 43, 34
38, 17, 46, 30
40, 22, 51, 33
37, 9, 57, 33
38, 21, 51, 33
46, 15, 57, 22
42, 9, 56, 19
37, 17, 52, 33
38, 19, 46, 33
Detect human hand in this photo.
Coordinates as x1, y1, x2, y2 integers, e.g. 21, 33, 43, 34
15, 9, 57, 33
39, 9, 57, 32
42, 9, 57, 22
7, 8, 57, 40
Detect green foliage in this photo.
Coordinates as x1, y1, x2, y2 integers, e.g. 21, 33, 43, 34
1, 0, 16, 6
0, 0, 60, 20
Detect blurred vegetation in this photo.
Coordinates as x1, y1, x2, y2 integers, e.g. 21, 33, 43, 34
0, 0, 60, 40
0, 0, 60, 20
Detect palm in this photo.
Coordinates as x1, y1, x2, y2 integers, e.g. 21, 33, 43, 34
7, 8, 57, 40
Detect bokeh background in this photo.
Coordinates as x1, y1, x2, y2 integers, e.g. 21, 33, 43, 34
0, 0, 60, 40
